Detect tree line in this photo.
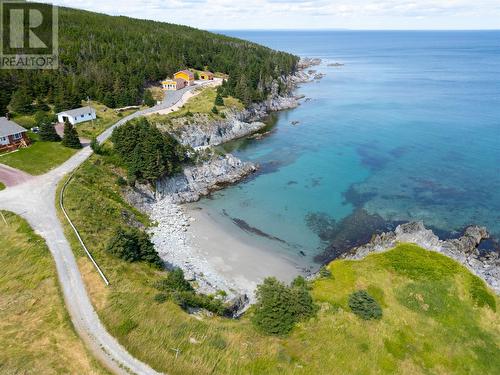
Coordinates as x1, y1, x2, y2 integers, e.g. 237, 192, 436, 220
0, 4, 298, 115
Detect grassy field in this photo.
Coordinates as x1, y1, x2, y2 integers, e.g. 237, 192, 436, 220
153, 87, 244, 122
0, 133, 77, 175
57, 150, 500, 375
0, 211, 108, 374
76, 101, 139, 139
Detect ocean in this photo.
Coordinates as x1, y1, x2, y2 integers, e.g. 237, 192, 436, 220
198, 30, 500, 265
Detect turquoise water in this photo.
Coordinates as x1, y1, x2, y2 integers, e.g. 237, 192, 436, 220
199, 31, 500, 263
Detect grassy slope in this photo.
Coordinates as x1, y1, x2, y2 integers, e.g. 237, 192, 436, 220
57, 151, 500, 375
0, 211, 108, 374
150, 87, 244, 125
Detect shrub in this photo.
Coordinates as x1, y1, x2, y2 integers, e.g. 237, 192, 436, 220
211, 106, 219, 114
90, 138, 102, 154
153, 293, 168, 304
143, 90, 155, 107
319, 266, 332, 278
252, 276, 316, 335
348, 290, 382, 320
106, 227, 162, 267
116, 176, 127, 186
155, 268, 194, 293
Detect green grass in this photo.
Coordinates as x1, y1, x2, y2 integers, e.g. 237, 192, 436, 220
57, 153, 500, 375
0, 134, 77, 175
0, 211, 108, 374
76, 101, 140, 139
0, 182, 5, 190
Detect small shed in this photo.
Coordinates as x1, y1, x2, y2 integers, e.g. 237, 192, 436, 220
57, 106, 96, 125
174, 70, 194, 85
200, 71, 214, 80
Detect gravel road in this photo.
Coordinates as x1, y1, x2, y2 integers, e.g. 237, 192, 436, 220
0, 82, 215, 374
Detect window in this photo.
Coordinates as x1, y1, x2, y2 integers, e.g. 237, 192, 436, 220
12, 133, 22, 140
81, 114, 84, 118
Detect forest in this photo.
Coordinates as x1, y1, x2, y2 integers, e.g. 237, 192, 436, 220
0, 4, 298, 115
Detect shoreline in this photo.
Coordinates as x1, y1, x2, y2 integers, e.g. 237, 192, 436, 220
148, 197, 309, 301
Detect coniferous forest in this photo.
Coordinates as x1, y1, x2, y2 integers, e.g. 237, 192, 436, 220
0, 4, 298, 114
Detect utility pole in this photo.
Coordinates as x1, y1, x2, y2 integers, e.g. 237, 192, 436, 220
87, 96, 95, 128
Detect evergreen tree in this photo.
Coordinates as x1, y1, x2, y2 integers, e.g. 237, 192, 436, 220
9, 87, 34, 114
61, 120, 82, 149
35, 95, 50, 112
211, 106, 219, 114
215, 93, 224, 106
143, 90, 155, 107
39, 118, 61, 142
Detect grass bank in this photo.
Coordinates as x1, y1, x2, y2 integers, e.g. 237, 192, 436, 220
57, 150, 500, 375
0, 211, 108, 374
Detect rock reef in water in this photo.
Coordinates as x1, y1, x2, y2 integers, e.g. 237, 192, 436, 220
156, 154, 257, 203
343, 221, 500, 294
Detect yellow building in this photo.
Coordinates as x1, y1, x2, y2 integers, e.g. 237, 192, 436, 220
162, 78, 188, 91
200, 71, 214, 80
174, 70, 194, 85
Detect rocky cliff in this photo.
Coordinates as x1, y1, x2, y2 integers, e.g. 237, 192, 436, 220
156, 154, 257, 203
343, 221, 500, 294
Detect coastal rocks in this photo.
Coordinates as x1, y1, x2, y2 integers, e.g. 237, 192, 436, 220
170, 112, 267, 148
298, 57, 322, 69
156, 154, 257, 203
343, 221, 500, 294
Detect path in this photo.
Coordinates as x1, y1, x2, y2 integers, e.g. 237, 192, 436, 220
0, 163, 33, 187
0, 81, 215, 374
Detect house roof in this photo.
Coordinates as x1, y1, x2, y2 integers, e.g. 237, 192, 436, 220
201, 71, 214, 75
175, 70, 194, 79
0, 117, 27, 137
57, 106, 95, 118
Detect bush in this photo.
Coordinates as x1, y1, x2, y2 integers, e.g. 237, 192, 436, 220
154, 268, 228, 316
211, 106, 219, 114
348, 290, 382, 320
319, 266, 332, 278
153, 293, 168, 304
143, 90, 155, 107
116, 176, 127, 186
252, 276, 316, 335
90, 138, 102, 154
106, 227, 162, 267
215, 93, 224, 106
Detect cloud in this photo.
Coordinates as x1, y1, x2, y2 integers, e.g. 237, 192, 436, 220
34, 0, 500, 29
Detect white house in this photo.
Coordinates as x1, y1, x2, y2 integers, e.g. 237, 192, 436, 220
57, 106, 96, 125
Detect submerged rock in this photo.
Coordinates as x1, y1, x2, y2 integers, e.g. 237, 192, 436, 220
343, 222, 499, 294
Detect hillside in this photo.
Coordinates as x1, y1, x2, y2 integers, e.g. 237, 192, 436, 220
57, 151, 500, 375
0, 3, 298, 113
0, 212, 107, 374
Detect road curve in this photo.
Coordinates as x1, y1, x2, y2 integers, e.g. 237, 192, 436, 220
0, 82, 216, 374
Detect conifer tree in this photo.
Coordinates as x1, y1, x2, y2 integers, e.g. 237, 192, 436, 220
61, 120, 82, 149
39, 120, 61, 142
215, 93, 224, 106
143, 90, 155, 107
9, 87, 34, 114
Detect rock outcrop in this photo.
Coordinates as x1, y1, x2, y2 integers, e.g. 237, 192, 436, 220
156, 154, 257, 203
343, 222, 500, 294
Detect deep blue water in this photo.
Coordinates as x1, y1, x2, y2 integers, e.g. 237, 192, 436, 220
199, 31, 500, 264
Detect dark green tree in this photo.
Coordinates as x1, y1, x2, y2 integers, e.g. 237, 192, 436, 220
38, 114, 61, 142
9, 87, 34, 114
211, 106, 219, 114
143, 90, 155, 107
215, 93, 224, 106
61, 120, 82, 149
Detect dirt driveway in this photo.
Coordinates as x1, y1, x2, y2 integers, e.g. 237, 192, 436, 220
0, 163, 33, 187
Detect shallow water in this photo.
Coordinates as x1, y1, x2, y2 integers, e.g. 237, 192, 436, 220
199, 31, 500, 264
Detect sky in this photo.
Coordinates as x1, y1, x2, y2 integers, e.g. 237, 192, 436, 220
37, 1, 500, 30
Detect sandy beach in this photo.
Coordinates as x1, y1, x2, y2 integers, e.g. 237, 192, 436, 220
148, 196, 307, 301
